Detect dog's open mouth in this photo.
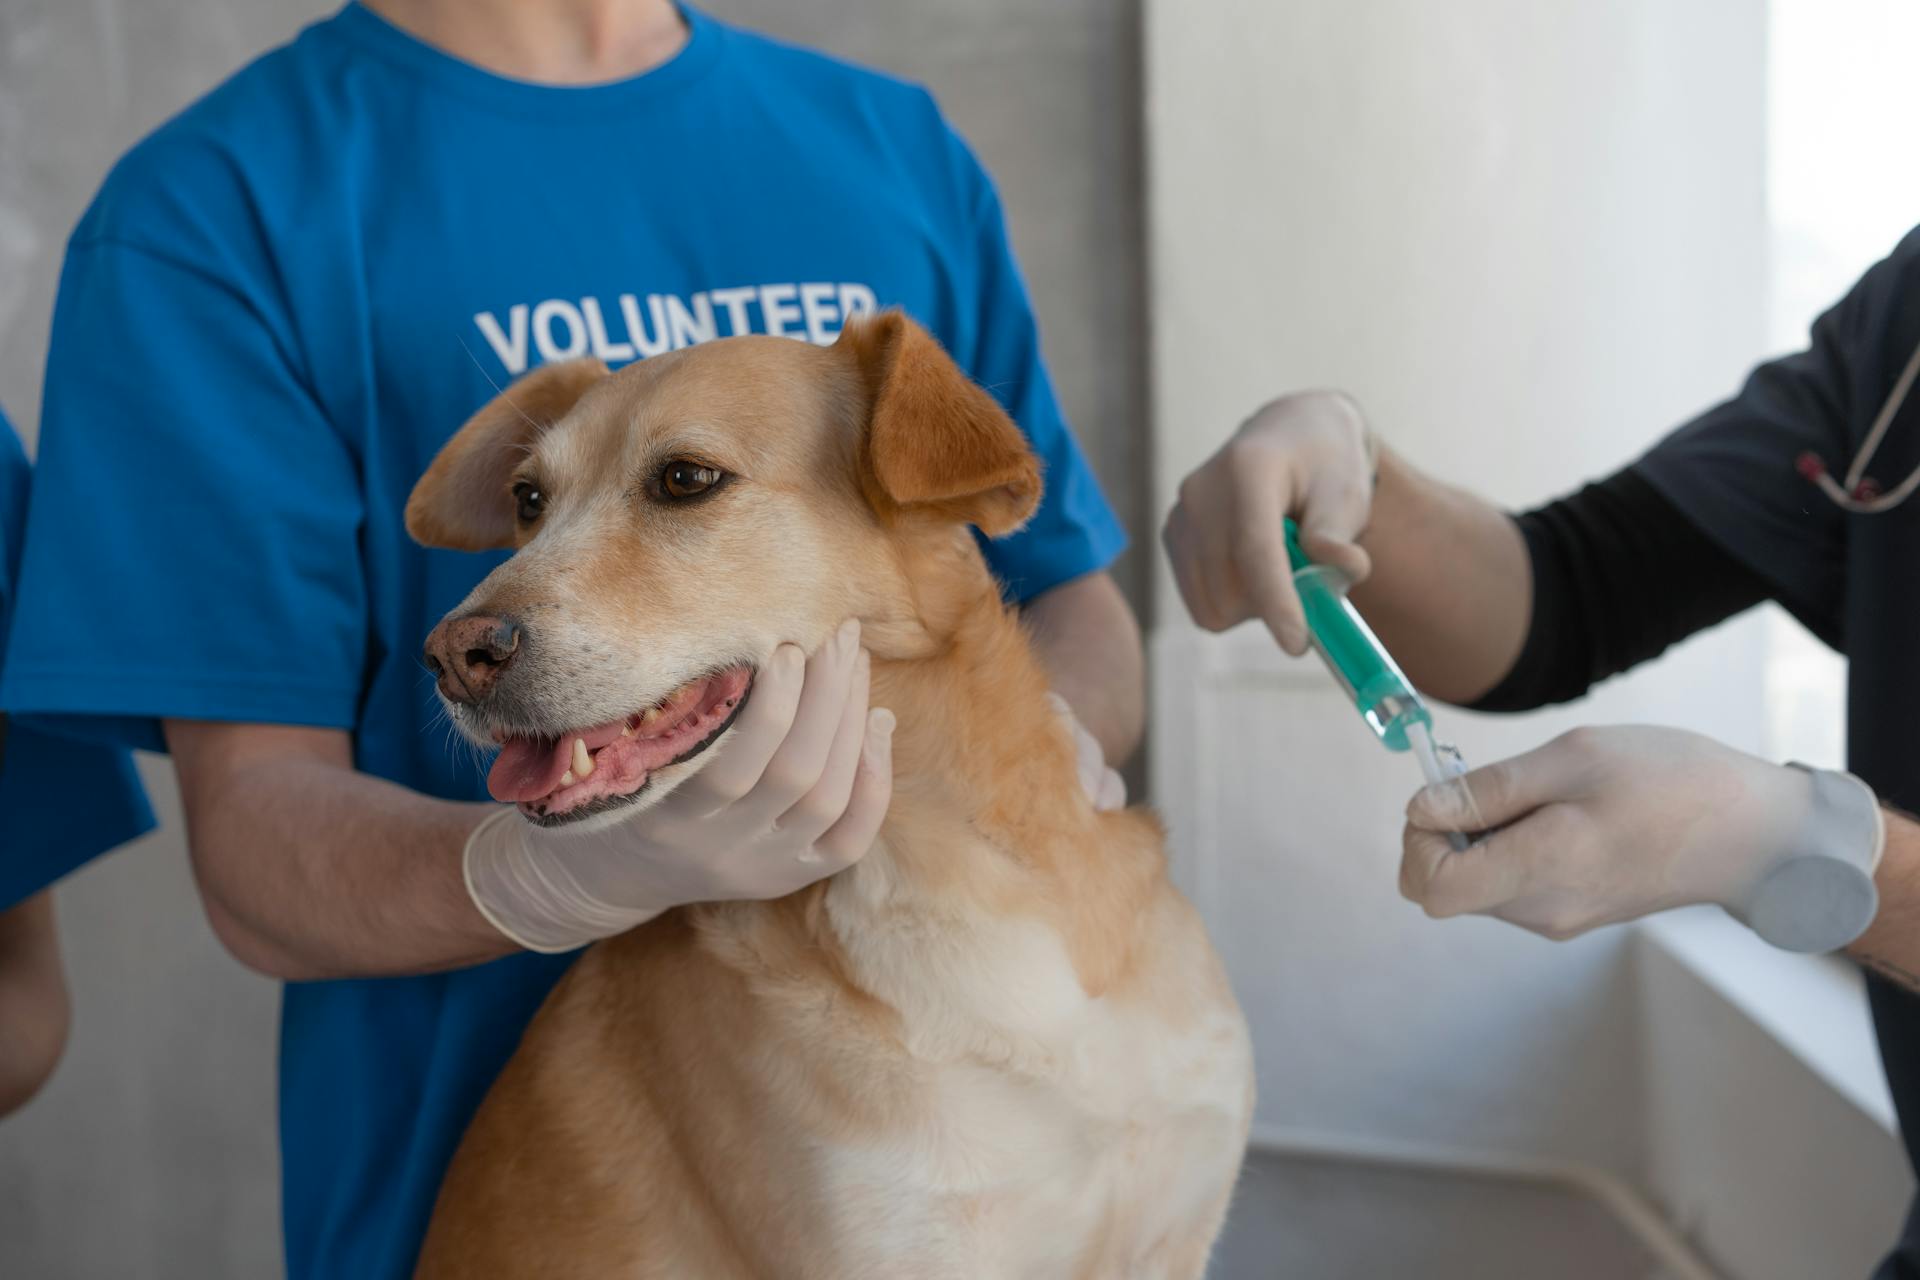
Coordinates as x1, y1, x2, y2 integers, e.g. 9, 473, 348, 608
486, 665, 753, 825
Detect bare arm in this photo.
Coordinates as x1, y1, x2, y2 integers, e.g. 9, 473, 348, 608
0, 891, 71, 1116
1850, 810, 1920, 994
1348, 447, 1531, 704
165, 720, 510, 982
166, 629, 898, 979
1022, 570, 1145, 766
1163, 392, 1530, 707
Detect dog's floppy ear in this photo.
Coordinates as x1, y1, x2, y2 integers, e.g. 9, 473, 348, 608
406, 359, 610, 551
836, 310, 1041, 537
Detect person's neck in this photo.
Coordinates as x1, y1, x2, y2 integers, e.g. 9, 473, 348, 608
362, 0, 688, 85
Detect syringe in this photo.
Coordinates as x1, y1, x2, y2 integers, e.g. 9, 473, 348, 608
1282, 518, 1471, 850
1281, 522, 1883, 949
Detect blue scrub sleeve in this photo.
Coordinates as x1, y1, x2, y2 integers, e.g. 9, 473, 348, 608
0, 426, 23, 621
0, 726, 155, 908
0, 240, 369, 753
947, 161, 1127, 602
1, 415, 156, 905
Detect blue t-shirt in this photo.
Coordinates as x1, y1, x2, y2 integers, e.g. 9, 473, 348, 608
0, 6, 1125, 1276
0, 412, 153, 908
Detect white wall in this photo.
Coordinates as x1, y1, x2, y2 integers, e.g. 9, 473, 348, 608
1638, 914, 1913, 1279
1146, 0, 1771, 1183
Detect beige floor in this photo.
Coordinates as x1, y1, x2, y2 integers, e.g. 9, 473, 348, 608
1208, 1150, 1686, 1280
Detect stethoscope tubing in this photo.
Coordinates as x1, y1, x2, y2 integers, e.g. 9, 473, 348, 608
1800, 332, 1920, 514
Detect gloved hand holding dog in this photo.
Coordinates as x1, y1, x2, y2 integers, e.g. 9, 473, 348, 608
465, 619, 895, 953
464, 620, 1129, 953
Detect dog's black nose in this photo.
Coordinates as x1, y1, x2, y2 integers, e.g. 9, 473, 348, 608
424, 614, 522, 704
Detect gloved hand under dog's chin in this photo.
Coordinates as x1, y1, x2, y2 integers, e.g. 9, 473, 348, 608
466, 619, 894, 953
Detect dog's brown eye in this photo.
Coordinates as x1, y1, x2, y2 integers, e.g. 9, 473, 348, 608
513, 482, 545, 523
660, 462, 723, 500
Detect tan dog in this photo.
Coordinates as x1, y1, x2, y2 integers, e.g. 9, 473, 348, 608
405, 313, 1254, 1278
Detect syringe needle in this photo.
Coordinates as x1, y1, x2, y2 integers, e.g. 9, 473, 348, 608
1406, 721, 1472, 852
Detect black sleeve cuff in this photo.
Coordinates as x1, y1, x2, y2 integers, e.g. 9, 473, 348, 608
1469, 467, 1773, 713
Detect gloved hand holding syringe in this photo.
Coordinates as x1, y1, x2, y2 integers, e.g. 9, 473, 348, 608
1167, 394, 1891, 961
1281, 516, 1882, 952
1280, 518, 1473, 851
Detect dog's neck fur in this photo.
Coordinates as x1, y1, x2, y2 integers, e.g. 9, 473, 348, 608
690, 529, 1160, 1042
827, 529, 1162, 1004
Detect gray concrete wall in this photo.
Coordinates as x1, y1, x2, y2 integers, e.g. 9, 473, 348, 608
0, 4, 1147, 1275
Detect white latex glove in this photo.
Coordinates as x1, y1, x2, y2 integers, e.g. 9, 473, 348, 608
1162, 390, 1375, 655
1400, 725, 1884, 951
465, 619, 894, 953
1047, 692, 1126, 812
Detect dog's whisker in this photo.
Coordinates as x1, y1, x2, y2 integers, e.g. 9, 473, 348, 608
458, 335, 547, 438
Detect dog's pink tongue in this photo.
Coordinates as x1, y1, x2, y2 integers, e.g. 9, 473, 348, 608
488, 736, 572, 803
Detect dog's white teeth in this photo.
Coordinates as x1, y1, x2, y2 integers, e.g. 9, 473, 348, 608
641, 706, 664, 726
560, 770, 576, 787
619, 723, 636, 738
572, 737, 594, 779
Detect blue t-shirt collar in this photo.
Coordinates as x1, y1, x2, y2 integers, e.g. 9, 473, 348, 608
327, 1, 723, 116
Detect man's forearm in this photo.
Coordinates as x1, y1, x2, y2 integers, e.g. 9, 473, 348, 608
1022, 571, 1144, 765
1849, 809, 1920, 992
1348, 447, 1532, 705
167, 721, 515, 981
